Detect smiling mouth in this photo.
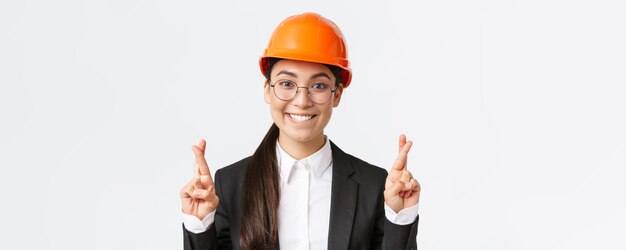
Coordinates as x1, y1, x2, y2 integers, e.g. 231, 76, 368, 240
287, 113, 317, 122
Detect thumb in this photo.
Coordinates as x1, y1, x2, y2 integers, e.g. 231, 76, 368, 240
384, 180, 406, 198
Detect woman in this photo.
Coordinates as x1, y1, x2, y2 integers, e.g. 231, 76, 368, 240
180, 12, 420, 250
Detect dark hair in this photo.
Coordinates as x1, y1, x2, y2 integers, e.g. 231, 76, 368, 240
240, 123, 280, 249
239, 58, 342, 249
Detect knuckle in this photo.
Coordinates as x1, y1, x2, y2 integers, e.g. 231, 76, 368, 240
200, 176, 211, 184
202, 192, 211, 199
193, 189, 203, 196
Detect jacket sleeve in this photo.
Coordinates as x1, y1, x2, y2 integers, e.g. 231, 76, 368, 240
371, 178, 419, 249
371, 201, 419, 250
381, 215, 419, 250
183, 169, 233, 250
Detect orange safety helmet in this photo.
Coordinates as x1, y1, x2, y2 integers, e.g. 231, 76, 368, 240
259, 12, 352, 88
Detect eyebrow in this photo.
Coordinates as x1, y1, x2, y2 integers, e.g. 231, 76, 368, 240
276, 70, 332, 80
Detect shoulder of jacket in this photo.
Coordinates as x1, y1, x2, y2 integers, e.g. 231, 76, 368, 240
215, 156, 252, 178
343, 152, 388, 179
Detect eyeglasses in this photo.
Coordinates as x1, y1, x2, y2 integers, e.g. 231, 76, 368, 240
270, 80, 340, 104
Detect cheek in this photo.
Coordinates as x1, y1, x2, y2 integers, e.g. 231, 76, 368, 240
269, 99, 287, 115
317, 105, 333, 121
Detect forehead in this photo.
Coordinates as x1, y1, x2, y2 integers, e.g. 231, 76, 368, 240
271, 59, 334, 78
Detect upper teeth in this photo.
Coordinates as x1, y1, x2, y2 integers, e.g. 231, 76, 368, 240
290, 114, 313, 121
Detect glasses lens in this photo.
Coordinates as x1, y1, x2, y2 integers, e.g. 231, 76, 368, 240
309, 83, 332, 104
273, 81, 297, 101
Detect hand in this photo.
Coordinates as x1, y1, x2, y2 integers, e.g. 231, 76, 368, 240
180, 139, 220, 220
384, 134, 421, 213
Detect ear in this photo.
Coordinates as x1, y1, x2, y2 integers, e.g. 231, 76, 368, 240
263, 80, 271, 104
332, 83, 344, 108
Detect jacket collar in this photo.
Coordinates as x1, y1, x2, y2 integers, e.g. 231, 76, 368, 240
327, 140, 358, 250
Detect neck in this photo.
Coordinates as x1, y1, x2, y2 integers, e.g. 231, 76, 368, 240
277, 132, 326, 160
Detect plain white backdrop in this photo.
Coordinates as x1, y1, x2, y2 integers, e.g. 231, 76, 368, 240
1, 0, 625, 249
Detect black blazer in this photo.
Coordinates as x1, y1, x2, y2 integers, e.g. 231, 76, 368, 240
183, 140, 418, 250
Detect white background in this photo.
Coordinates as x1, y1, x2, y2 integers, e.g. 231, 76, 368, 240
1, 0, 625, 249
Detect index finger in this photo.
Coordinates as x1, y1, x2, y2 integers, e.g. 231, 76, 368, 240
398, 134, 407, 153
192, 144, 213, 182
391, 140, 413, 171
194, 139, 207, 176
198, 139, 206, 153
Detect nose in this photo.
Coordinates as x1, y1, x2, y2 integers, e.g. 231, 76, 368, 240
291, 87, 313, 107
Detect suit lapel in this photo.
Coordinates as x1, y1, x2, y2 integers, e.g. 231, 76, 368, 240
327, 141, 358, 250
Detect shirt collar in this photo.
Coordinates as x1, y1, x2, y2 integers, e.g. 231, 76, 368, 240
276, 136, 333, 183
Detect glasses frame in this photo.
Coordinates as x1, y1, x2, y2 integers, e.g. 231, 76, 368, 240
269, 80, 341, 104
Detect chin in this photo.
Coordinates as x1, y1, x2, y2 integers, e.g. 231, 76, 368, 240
280, 126, 323, 143
285, 131, 316, 142
273, 115, 325, 143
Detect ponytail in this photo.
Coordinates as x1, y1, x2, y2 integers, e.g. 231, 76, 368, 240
240, 123, 280, 249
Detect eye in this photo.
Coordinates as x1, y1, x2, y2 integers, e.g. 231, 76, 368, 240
311, 83, 329, 90
278, 81, 295, 88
